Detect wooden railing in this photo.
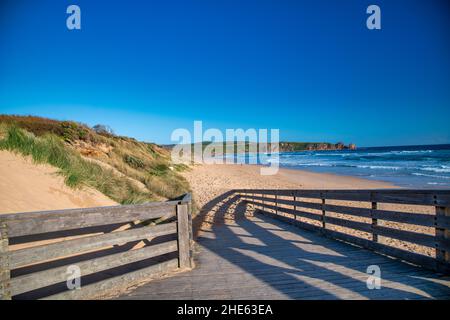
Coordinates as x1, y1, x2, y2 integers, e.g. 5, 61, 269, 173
0, 194, 193, 300
237, 189, 450, 274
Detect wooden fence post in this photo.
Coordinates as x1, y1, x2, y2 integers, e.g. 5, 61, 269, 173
0, 221, 11, 300
275, 191, 278, 215
186, 201, 194, 268
176, 204, 191, 269
320, 193, 326, 231
435, 206, 450, 267
293, 192, 297, 221
262, 193, 265, 212
371, 195, 378, 242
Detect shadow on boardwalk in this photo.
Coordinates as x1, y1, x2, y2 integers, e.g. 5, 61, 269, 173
120, 191, 450, 300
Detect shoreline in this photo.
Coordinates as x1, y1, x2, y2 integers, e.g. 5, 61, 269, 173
251, 163, 401, 189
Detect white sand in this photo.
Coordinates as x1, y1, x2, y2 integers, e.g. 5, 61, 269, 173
182, 163, 395, 210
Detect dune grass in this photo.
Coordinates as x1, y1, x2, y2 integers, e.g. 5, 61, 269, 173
0, 115, 192, 202
96, 135, 191, 200
0, 125, 153, 204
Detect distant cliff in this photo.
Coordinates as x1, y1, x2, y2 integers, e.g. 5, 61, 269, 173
164, 141, 356, 153
279, 142, 356, 152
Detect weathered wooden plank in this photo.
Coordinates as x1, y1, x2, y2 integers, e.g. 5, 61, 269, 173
323, 203, 372, 217
372, 209, 436, 227
1, 201, 177, 221
371, 201, 378, 242
246, 194, 446, 228
372, 192, 435, 206
0, 222, 11, 300
237, 189, 450, 206
180, 193, 192, 204
322, 191, 372, 202
320, 196, 326, 229
10, 222, 177, 269
42, 258, 179, 300
438, 237, 450, 253
300, 201, 440, 228
245, 194, 324, 211
436, 215, 450, 230
11, 241, 178, 296
435, 206, 450, 263
5, 203, 176, 238
238, 189, 294, 197
186, 201, 194, 268
324, 216, 372, 233
288, 199, 323, 211
373, 225, 436, 248
246, 200, 322, 222
435, 194, 450, 207
177, 204, 191, 269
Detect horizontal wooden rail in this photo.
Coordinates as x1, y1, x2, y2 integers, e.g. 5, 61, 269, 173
10, 241, 179, 296
2, 202, 177, 238
10, 223, 177, 269
43, 259, 180, 300
0, 194, 193, 300
236, 189, 450, 206
237, 189, 450, 274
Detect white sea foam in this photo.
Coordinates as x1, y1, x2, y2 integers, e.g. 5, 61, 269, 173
420, 167, 450, 173
274, 147, 450, 187
356, 165, 401, 170
412, 172, 450, 179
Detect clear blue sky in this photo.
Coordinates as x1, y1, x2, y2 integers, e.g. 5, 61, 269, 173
1, 0, 449, 146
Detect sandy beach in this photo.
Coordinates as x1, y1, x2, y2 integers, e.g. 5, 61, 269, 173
181, 163, 396, 210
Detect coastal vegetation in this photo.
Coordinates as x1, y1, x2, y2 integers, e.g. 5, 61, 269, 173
278, 142, 356, 151
0, 115, 190, 204
165, 141, 356, 154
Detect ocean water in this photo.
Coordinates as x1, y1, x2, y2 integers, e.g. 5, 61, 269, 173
242, 144, 450, 188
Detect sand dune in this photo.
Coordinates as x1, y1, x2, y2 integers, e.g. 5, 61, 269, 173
0, 150, 117, 214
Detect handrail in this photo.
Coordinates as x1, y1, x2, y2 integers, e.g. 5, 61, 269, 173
236, 189, 450, 274
0, 193, 193, 300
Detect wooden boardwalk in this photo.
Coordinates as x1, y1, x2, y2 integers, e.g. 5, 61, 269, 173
118, 196, 450, 300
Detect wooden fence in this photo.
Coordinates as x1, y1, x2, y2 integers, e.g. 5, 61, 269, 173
237, 189, 450, 274
0, 193, 193, 300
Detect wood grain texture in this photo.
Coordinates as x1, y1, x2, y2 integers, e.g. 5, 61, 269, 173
0, 223, 11, 300
237, 189, 450, 206
177, 204, 191, 269
43, 259, 179, 300
1, 195, 194, 299
4, 203, 176, 237
9, 222, 177, 269
10, 241, 178, 296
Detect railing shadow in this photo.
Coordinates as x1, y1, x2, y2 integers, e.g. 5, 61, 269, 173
192, 191, 450, 299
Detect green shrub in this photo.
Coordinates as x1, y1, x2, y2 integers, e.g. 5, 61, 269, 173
60, 121, 91, 143
123, 154, 146, 169
149, 162, 169, 176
